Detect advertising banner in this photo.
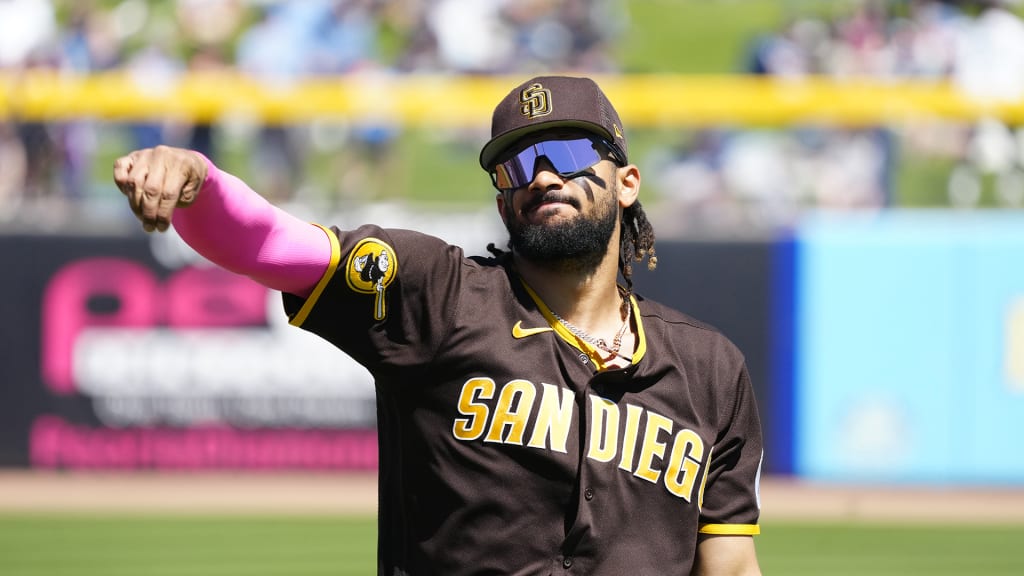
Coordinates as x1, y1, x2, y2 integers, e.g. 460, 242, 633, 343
0, 232, 378, 470
794, 212, 1024, 483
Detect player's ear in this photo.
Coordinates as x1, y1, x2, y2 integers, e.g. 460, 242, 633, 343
616, 164, 640, 209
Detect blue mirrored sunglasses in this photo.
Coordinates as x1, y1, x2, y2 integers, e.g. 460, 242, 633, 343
489, 137, 623, 192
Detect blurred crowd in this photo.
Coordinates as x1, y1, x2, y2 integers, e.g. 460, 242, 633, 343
0, 0, 625, 225
1, 0, 1023, 232
654, 0, 1024, 230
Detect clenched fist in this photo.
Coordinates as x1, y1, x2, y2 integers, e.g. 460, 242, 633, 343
113, 145, 208, 233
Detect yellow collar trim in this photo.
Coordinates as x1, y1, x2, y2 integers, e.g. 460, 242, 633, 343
518, 278, 645, 370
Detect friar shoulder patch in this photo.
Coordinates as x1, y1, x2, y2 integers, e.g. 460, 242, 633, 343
345, 237, 398, 321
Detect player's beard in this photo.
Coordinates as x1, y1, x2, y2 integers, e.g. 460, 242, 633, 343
504, 180, 619, 272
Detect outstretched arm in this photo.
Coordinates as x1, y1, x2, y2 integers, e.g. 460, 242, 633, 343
113, 145, 330, 297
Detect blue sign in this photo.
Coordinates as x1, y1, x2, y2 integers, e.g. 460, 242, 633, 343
794, 212, 1024, 484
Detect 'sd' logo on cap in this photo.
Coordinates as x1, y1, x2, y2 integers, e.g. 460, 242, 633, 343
519, 83, 552, 119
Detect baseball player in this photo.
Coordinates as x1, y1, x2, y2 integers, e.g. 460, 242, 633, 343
114, 75, 764, 575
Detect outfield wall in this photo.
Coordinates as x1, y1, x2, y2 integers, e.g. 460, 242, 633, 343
2, 210, 1023, 484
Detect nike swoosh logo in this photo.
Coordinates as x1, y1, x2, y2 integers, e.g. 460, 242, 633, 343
512, 321, 554, 339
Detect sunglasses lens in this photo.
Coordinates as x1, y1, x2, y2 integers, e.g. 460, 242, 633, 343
493, 157, 528, 190
491, 138, 604, 191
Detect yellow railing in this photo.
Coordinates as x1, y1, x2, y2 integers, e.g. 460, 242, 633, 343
3, 71, 1024, 127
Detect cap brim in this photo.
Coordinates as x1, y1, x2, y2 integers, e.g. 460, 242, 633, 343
479, 120, 615, 170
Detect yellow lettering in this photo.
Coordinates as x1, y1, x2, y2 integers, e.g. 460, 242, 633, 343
664, 429, 705, 501
617, 404, 644, 472
697, 446, 715, 510
634, 412, 673, 484
485, 380, 536, 445
1008, 298, 1024, 391
452, 378, 495, 441
527, 383, 574, 453
587, 395, 620, 462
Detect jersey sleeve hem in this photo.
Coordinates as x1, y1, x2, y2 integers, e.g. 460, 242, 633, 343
698, 523, 761, 536
288, 224, 341, 327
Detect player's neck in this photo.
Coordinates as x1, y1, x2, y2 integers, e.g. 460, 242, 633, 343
514, 249, 623, 327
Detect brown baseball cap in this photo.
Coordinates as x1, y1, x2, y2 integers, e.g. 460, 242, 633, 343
479, 75, 628, 170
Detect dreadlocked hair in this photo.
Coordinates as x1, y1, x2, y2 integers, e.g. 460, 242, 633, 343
486, 242, 507, 258
619, 200, 657, 293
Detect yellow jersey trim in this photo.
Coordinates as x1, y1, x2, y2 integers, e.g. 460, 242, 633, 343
628, 294, 645, 362
698, 524, 761, 536
289, 224, 341, 327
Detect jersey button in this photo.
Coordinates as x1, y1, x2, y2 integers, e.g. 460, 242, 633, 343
562, 557, 573, 569
584, 487, 594, 501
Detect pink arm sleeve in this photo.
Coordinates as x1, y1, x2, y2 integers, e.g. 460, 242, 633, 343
171, 156, 331, 298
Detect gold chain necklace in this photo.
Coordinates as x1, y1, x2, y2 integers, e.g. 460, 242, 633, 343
551, 292, 632, 360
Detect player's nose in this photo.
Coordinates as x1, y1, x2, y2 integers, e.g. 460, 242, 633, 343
528, 157, 566, 191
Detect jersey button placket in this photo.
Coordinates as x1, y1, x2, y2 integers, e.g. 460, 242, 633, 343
583, 487, 594, 501
562, 557, 573, 569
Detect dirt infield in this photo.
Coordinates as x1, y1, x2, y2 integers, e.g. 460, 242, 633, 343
0, 471, 379, 516
2, 471, 1023, 523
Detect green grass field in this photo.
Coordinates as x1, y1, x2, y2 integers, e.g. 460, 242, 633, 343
0, 515, 376, 576
1, 515, 1022, 575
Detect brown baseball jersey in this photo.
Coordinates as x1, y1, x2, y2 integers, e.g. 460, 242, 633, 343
283, 224, 763, 576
